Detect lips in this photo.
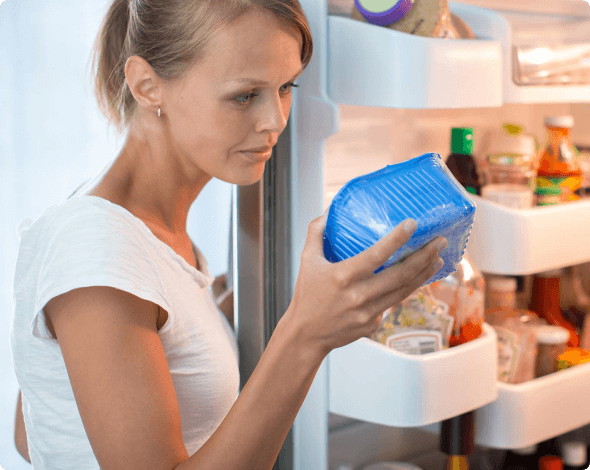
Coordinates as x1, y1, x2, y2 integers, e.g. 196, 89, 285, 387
242, 148, 273, 162
242, 147, 272, 153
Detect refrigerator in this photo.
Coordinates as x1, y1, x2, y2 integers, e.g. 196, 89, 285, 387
231, 1, 590, 469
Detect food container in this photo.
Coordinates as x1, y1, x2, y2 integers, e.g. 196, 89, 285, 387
482, 152, 537, 209
481, 184, 534, 209
486, 275, 518, 311
535, 325, 570, 377
323, 153, 476, 285
429, 255, 484, 347
350, 0, 461, 38
372, 286, 454, 354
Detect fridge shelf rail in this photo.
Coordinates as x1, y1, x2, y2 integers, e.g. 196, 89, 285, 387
327, 3, 504, 109
465, 195, 590, 275
474, 363, 590, 448
327, 323, 498, 427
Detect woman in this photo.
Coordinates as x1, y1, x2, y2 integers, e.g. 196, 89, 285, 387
10, 0, 447, 468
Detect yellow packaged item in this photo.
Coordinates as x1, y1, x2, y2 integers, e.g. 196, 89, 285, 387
556, 347, 590, 371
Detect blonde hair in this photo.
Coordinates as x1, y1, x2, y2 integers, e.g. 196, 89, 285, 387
92, 0, 313, 132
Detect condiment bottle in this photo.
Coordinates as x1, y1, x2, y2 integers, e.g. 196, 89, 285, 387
440, 411, 474, 470
430, 255, 484, 347
486, 275, 517, 311
445, 128, 481, 196
540, 456, 564, 470
534, 325, 570, 377
529, 269, 580, 348
535, 116, 582, 206
351, 0, 460, 38
562, 441, 588, 470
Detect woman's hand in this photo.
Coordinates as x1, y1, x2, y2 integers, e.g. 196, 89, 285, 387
212, 273, 233, 328
286, 209, 447, 360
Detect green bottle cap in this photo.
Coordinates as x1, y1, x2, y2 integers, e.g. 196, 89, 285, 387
451, 128, 474, 155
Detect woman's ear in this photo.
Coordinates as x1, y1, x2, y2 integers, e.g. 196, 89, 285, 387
124, 55, 162, 112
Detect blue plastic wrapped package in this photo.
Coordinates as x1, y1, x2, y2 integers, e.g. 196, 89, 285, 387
323, 153, 476, 285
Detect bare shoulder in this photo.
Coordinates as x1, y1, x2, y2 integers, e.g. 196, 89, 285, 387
43, 286, 187, 470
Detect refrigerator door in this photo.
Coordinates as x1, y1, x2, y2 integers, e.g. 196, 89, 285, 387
233, 115, 295, 469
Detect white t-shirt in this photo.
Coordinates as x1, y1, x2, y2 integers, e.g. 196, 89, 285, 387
10, 195, 240, 469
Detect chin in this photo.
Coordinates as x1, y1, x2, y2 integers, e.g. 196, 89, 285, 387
221, 166, 267, 186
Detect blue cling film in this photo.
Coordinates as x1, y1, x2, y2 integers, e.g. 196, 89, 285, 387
323, 153, 476, 285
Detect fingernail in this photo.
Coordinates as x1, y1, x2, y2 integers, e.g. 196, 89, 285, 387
434, 258, 444, 271
437, 238, 448, 252
403, 219, 417, 234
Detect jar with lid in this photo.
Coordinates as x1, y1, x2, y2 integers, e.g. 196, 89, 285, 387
350, 0, 461, 38
534, 325, 570, 377
480, 124, 537, 209
482, 153, 537, 208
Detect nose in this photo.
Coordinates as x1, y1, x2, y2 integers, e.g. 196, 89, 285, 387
254, 92, 291, 135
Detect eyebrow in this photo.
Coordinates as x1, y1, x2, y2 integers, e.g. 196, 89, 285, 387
224, 66, 304, 85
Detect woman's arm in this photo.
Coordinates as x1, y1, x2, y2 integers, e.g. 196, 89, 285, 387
15, 391, 31, 463
177, 215, 444, 469
44, 212, 444, 470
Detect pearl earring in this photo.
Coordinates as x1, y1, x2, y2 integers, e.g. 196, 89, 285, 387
158, 107, 161, 117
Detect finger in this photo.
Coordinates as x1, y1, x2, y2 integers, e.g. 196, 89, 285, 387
339, 219, 418, 277
362, 236, 447, 301
304, 206, 332, 259
367, 255, 444, 316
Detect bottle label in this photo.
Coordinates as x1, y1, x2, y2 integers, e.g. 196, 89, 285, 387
385, 331, 443, 355
536, 176, 582, 205
494, 326, 520, 382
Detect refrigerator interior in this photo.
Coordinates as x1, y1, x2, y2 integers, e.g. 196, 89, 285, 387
292, 0, 590, 469
323, 103, 590, 470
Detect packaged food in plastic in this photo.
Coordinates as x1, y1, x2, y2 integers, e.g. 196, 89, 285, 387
429, 255, 484, 347
371, 286, 453, 355
323, 153, 476, 286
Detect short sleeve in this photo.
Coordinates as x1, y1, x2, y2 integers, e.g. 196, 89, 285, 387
32, 208, 172, 341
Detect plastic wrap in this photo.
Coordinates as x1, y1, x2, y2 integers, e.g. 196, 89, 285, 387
323, 153, 476, 285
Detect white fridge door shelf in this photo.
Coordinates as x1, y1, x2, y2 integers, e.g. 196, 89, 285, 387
327, 3, 504, 109
475, 363, 590, 448
327, 2, 590, 108
328, 323, 498, 427
465, 195, 590, 275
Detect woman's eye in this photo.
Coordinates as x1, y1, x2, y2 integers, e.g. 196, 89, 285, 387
234, 82, 299, 106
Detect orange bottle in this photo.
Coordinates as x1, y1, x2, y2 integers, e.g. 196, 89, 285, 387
535, 116, 582, 206
529, 270, 580, 348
